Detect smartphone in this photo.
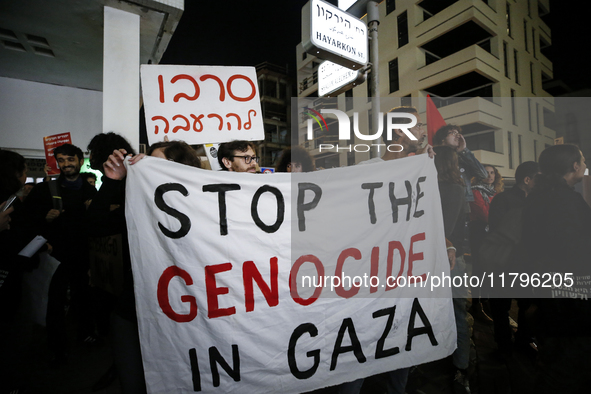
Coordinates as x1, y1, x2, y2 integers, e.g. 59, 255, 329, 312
1, 195, 18, 212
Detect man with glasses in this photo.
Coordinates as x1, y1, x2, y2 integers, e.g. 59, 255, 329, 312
218, 140, 259, 173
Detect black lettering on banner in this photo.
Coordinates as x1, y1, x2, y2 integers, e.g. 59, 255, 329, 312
189, 348, 201, 391
288, 323, 320, 379
361, 182, 383, 224
203, 184, 241, 236
389, 181, 412, 223
330, 318, 367, 371
297, 183, 322, 232
251, 185, 285, 233
405, 298, 438, 351
154, 183, 191, 239
209, 345, 240, 387
413, 176, 426, 218
372, 306, 400, 359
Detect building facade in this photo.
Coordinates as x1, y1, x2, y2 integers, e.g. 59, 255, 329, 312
256, 62, 292, 168
296, 0, 555, 177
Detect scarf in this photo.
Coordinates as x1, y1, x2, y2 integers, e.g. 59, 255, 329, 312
471, 183, 495, 203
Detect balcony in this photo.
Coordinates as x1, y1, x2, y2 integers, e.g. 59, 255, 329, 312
417, 45, 500, 92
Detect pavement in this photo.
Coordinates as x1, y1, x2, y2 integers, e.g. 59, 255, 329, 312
7, 299, 537, 394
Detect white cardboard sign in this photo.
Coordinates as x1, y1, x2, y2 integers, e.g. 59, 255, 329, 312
125, 155, 455, 393
141, 65, 264, 146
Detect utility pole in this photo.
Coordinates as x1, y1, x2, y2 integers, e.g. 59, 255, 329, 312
367, 1, 380, 158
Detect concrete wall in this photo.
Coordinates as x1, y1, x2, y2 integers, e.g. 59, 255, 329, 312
0, 76, 102, 158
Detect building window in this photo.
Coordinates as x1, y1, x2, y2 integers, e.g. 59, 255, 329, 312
506, 3, 512, 37
528, 99, 533, 131
503, 42, 509, 78
389, 58, 400, 93
398, 11, 408, 48
524, 20, 528, 52
536, 103, 540, 134
511, 89, 517, 125
518, 134, 523, 164
386, 0, 396, 15
530, 62, 535, 94
532, 27, 536, 58
514, 49, 519, 84
534, 140, 538, 160
508, 131, 513, 169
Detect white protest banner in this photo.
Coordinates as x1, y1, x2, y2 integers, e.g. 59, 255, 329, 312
141, 65, 264, 146
125, 154, 455, 394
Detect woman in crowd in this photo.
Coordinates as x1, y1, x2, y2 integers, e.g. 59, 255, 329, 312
469, 164, 503, 322
521, 144, 591, 393
434, 146, 471, 393
87, 136, 201, 393
276, 146, 315, 172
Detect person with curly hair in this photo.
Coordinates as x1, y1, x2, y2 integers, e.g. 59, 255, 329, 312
469, 164, 503, 323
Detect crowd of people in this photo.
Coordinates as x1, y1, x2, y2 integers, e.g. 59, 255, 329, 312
1, 107, 590, 393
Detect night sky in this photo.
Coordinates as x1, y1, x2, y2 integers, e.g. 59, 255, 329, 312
160, 0, 590, 92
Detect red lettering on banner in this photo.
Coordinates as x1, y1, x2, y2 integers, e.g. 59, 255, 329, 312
157, 266, 197, 323
369, 246, 379, 294
243, 257, 279, 312
207, 113, 224, 130
290, 255, 324, 306
205, 263, 236, 319
172, 115, 190, 133
386, 241, 406, 290
408, 232, 426, 284
334, 248, 361, 298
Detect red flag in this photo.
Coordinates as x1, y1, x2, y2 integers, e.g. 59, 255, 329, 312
426, 95, 446, 146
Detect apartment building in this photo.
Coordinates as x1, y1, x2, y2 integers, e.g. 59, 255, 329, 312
256, 62, 292, 168
296, 0, 555, 176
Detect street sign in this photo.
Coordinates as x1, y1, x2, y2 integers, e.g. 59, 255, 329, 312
302, 0, 368, 69
318, 60, 365, 96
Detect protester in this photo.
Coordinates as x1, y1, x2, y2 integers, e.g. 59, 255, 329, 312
276, 145, 315, 172
469, 164, 503, 323
86, 132, 139, 392
24, 143, 97, 363
433, 145, 471, 393
81, 172, 97, 187
521, 144, 591, 393
487, 161, 539, 357
217, 140, 258, 172
433, 125, 488, 202
0, 149, 38, 393
18, 182, 36, 201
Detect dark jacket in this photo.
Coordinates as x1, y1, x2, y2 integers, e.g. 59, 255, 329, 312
23, 175, 96, 267
458, 148, 488, 202
488, 185, 526, 232
438, 182, 466, 255
86, 177, 136, 321
522, 181, 591, 337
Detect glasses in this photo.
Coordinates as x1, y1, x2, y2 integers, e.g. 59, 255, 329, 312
232, 155, 259, 164
447, 130, 460, 137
